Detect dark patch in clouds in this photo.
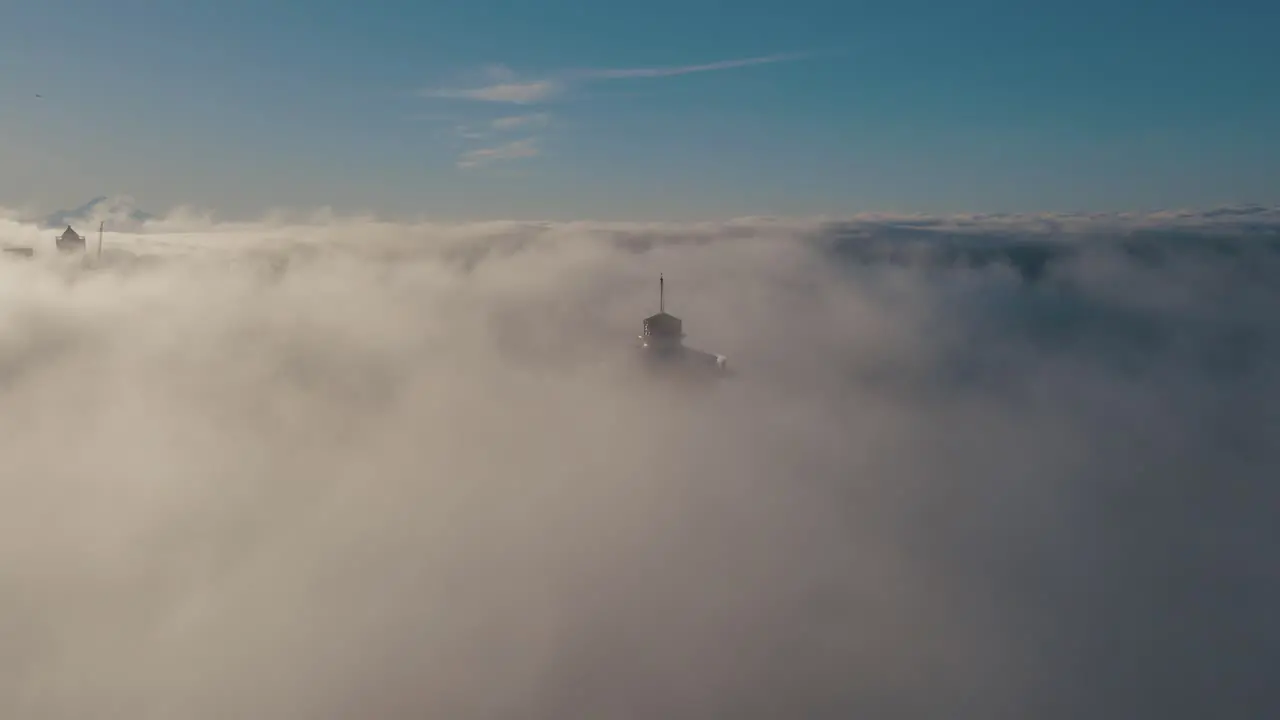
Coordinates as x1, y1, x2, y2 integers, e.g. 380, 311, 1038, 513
0, 205, 1277, 719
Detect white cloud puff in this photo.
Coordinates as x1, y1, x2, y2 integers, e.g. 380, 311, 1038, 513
0, 205, 1277, 719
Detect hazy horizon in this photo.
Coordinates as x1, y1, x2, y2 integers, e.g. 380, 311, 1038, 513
11, 193, 1280, 230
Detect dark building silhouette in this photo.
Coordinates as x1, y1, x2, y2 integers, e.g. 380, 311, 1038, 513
56, 225, 85, 253
641, 274, 686, 354
638, 275, 728, 375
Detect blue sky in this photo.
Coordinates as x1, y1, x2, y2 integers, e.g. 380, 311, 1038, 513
1, 0, 1277, 220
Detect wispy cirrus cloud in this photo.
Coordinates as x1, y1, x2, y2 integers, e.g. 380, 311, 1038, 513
425, 53, 806, 171
491, 113, 550, 131
456, 137, 540, 169
423, 62, 562, 104
574, 52, 808, 80
445, 114, 551, 167
431, 80, 562, 104
423, 52, 808, 105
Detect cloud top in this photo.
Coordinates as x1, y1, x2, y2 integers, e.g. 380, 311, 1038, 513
0, 205, 1277, 719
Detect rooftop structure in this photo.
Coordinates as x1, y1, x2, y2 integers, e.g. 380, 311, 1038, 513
637, 274, 729, 376
56, 225, 85, 253
641, 274, 685, 351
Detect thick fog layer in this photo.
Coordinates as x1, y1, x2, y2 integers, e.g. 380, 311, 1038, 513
2, 207, 1278, 719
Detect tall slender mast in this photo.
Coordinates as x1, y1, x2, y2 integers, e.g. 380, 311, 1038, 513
97, 221, 103, 261
659, 274, 664, 313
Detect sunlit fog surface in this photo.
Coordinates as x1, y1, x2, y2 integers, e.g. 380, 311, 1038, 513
2, 206, 1278, 718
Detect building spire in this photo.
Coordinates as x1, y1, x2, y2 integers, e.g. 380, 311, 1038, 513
660, 274, 664, 314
